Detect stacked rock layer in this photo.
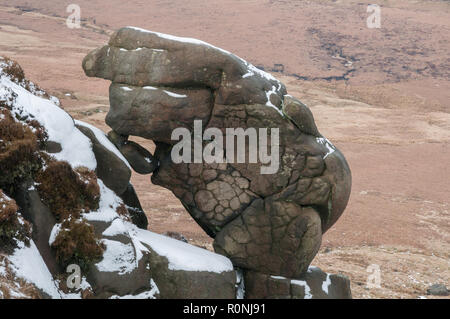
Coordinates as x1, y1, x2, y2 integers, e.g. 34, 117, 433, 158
83, 27, 352, 297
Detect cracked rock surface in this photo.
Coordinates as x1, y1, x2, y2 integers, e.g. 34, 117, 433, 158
83, 27, 352, 279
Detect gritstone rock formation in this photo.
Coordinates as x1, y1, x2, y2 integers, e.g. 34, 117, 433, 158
83, 26, 352, 296
0, 56, 236, 299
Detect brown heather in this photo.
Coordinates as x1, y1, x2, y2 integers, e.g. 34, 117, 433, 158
35, 161, 100, 221
0, 57, 49, 99
0, 109, 42, 190
51, 218, 104, 272
0, 190, 32, 253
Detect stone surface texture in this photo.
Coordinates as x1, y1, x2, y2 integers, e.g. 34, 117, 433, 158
83, 27, 352, 293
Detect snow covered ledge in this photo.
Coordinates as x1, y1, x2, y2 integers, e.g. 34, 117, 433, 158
86, 219, 237, 299
6, 218, 238, 299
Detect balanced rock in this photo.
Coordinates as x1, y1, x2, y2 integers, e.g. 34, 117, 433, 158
1, 56, 239, 299
83, 27, 352, 289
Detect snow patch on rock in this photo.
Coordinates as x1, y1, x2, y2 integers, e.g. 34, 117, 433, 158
96, 239, 138, 275
102, 218, 129, 237
163, 90, 187, 98
110, 279, 159, 299
316, 137, 336, 159
265, 85, 283, 116
291, 279, 312, 299
74, 120, 131, 169
48, 223, 63, 246
1, 76, 97, 170
83, 180, 123, 223
130, 225, 233, 273
8, 240, 61, 298
236, 269, 245, 299
322, 273, 332, 295
127, 26, 233, 56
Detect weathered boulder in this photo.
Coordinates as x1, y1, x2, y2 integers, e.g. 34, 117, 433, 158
1, 56, 240, 300
144, 239, 236, 299
120, 183, 148, 229
244, 267, 352, 299
13, 181, 60, 276
85, 216, 236, 299
75, 121, 131, 196
75, 122, 148, 229
44, 141, 62, 153
427, 283, 449, 296
82, 27, 352, 287
214, 199, 322, 278
107, 83, 212, 145
113, 141, 156, 175
107, 130, 157, 175
87, 233, 153, 298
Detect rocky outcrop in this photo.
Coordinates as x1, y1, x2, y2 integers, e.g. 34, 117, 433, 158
85, 216, 236, 299
120, 183, 148, 229
214, 200, 322, 278
74, 121, 148, 229
13, 182, 60, 276
107, 130, 157, 175
244, 267, 352, 299
75, 121, 131, 196
1, 26, 354, 299
82, 26, 352, 289
141, 232, 236, 299
1, 56, 236, 299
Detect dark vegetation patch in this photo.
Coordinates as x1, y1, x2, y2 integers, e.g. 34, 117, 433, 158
0, 190, 32, 253
0, 108, 43, 192
1, 57, 25, 83
54, 271, 94, 299
0, 56, 50, 99
115, 203, 132, 224
51, 218, 104, 272
0, 57, 105, 274
35, 161, 100, 221
35, 160, 104, 272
